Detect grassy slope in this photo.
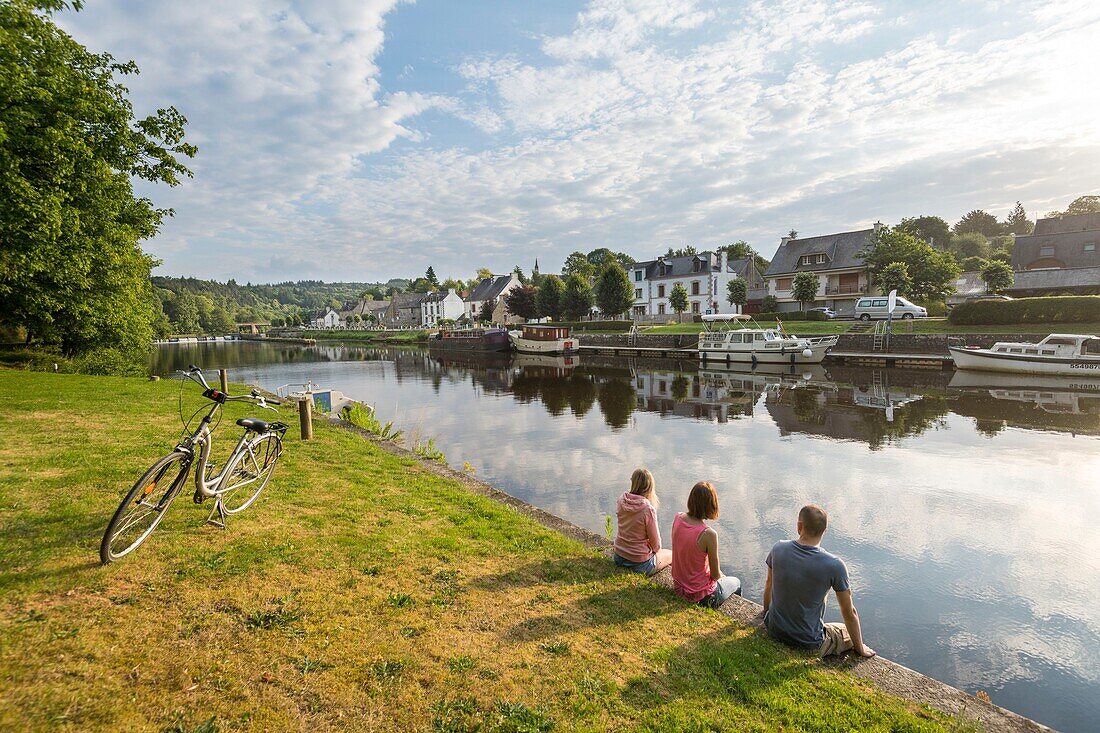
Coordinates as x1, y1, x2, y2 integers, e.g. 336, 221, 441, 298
644, 320, 1100, 335
0, 373, 960, 732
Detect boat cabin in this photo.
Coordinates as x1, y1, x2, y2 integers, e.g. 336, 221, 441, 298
520, 325, 572, 341
989, 334, 1100, 358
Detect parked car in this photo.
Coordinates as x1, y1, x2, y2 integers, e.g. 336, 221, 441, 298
808, 307, 838, 319
854, 296, 928, 320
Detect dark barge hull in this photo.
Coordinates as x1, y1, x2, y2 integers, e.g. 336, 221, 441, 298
428, 330, 511, 353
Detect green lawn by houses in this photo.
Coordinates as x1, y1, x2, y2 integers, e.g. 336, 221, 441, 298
0, 372, 964, 732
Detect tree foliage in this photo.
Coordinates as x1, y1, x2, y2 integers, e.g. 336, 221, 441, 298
980, 260, 1014, 294
503, 284, 540, 321
0, 1, 197, 355
952, 210, 1004, 237
664, 245, 698, 258
586, 247, 633, 269
717, 240, 770, 274
537, 275, 565, 321
562, 252, 596, 281
561, 274, 594, 321
859, 227, 961, 301
594, 262, 633, 318
425, 266, 439, 286
669, 282, 689, 320
726, 279, 747, 308
791, 272, 820, 310
1047, 195, 1100, 218
950, 232, 992, 260
877, 263, 912, 296
1003, 201, 1034, 235
478, 298, 495, 324
896, 216, 951, 248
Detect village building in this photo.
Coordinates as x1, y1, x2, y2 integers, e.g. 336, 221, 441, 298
310, 307, 341, 329
763, 225, 881, 314
385, 293, 427, 329
1012, 213, 1100, 271
420, 289, 464, 327
464, 273, 521, 322
628, 251, 757, 319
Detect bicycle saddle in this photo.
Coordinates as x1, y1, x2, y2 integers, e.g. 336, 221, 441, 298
236, 418, 271, 433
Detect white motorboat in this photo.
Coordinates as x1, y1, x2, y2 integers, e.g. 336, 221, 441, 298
697, 314, 838, 365
508, 324, 579, 355
948, 334, 1100, 377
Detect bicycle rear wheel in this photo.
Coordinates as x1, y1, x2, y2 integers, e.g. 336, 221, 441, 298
100, 451, 190, 564
217, 433, 282, 514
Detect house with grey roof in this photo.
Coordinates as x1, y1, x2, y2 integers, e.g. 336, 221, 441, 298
464, 273, 520, 323
1012, 213, 1100, 271
385, 293, 428, 329
763, 224, 882, 314
627, 250, 754, 319
1005, 266, 1100, 297
946, 271, 989, 307
420, 289, 464, 327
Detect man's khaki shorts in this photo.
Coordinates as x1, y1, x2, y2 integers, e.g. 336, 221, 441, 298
817, 622, 853, 657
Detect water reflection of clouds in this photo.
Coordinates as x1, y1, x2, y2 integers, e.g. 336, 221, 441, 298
205, 347, 1100, 732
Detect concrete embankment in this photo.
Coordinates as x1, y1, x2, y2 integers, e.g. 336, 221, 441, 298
237, 333, 317, 345
333, 414, 1052, 733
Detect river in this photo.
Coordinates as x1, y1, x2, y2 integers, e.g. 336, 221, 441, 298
152, 340, 1100, 732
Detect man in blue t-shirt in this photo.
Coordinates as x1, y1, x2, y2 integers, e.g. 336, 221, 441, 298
762, 504, 875, 658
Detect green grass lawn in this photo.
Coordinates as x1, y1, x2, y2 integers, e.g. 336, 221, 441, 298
0, 372, 962, 732
644, 320, 1100, 336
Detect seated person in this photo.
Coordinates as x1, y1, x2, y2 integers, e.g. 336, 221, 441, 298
612, 468, 672, 576
763, 504, 875, 658
671, 481, 741, 608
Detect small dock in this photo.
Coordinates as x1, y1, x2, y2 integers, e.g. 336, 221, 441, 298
578, 344, 954, 369
578, 345, 698, 359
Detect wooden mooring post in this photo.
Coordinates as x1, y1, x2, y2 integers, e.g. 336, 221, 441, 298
298, 397, 313, 441
219, 368, 229, 393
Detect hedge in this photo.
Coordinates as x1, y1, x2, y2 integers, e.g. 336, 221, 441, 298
751, 311, 829, 322
548, 320, 634, 332
948, 296, 1100, 325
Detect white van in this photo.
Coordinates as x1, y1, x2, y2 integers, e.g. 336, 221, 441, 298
854, 296, 928, 321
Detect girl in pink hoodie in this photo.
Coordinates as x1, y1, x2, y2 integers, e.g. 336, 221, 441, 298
613, 468, 672, 575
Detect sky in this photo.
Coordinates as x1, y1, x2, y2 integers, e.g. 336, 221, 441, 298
57, 0, 1100, 284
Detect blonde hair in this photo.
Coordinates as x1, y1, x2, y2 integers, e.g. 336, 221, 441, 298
630, 467, 658, 508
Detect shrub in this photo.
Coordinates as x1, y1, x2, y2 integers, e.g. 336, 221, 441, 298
915, 299, 947, 317
948, 296, 1100, 325
74, 347, 147, 377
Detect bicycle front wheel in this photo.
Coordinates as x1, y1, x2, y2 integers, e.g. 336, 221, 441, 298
100, 451, 190, 564
217, 433, 282, 514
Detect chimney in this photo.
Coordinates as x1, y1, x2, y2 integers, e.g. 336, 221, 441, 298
873, 220, 884, 232
780, 236, 790, 247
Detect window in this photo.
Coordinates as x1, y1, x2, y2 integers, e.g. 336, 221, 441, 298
729, 333, 743, 343
634, 270, 643, 281
635, 288, 643, 299
658, 285, 666, 298
658, 304, 666, 314
1045, 337, 1077, 346
777, 278, 793, 290
857, 299, 871, 307
1086, 244, 1096, 252
872, 299, 887, 307
1039, 246, 1055, 257
754, 333, 765, 341
693, 260, 701, 272
691, 302, 700, 313
691, 281, 700, 295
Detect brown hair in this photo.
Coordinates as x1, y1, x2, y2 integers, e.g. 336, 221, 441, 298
798, 504, 828, 537
629, 468, 658, 508
686, 481, 719, 520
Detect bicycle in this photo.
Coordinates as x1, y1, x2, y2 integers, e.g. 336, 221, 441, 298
99, 365, 289, 564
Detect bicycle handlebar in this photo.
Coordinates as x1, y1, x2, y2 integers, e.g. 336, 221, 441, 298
178, 367, 280, 408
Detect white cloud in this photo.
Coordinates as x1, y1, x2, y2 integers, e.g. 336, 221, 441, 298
58, 0, 1100, 281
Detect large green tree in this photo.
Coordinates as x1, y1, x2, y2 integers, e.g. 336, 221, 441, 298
950, 232, 992, 260
594, 261, 633, 318
791, 272, 820, 311
561, 274, 594, 321
1048, 195, 1100, 218
669, 282, 689, 322
952, 210, 1004, 237
859, 227, 961, 301
562, 251, 596, 281
503, 284, 540, 321
586, 248, 633, 269
878, 263, 912, 297
0, 0, 196, 355
1002, 201, 1034, 235
726, 279, 747, 310
896, 216, 951, 248
717, 240, 770, 274
981, 260, 1014, 294
537, 274, 565, 320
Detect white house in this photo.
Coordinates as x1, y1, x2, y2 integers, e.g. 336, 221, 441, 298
763, 224, 882, 314
420, 289, 464, 327
464, 273, 520, 322
311, 307, 341, 329
628, 251, 746, 319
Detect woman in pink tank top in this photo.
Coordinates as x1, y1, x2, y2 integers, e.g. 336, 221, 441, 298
671, 482, 742, 608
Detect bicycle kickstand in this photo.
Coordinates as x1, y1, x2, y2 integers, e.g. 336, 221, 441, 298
206, 499, 228, 530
